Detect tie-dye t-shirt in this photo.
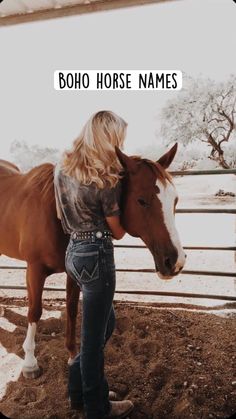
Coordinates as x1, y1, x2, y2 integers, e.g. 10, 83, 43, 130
53, 163, 121, 234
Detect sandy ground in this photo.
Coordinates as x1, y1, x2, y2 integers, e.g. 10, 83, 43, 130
0, 300, 236, 419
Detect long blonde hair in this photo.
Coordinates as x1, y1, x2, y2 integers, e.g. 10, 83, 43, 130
61, 111, 127, 188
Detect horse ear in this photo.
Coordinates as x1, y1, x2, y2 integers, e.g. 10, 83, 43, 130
157, 143, 178, 169
115, 147, 138, 173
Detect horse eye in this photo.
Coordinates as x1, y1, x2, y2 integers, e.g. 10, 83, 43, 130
138, 198, 149, 207
155, 185, 160, 194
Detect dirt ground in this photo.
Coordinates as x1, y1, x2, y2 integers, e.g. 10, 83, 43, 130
0, 298, 236, 419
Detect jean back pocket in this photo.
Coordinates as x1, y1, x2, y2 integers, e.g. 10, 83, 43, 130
70, 250, 100, 285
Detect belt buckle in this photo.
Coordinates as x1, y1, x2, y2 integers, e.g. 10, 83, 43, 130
95, 231, 103, 238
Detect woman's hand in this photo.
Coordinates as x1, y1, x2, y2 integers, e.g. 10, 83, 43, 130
105, 216, 126, 240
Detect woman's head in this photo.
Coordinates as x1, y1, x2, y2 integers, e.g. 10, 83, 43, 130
62, 111, 127, 188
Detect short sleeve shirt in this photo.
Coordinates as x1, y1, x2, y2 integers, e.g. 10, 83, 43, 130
54, 163, 121, 234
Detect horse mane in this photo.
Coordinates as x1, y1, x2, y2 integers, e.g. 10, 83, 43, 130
132, 156, 172, 185
24, 163, 55, 204
22, 156, 171, 205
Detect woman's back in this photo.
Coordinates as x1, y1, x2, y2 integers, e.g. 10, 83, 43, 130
54, 163, 121, 234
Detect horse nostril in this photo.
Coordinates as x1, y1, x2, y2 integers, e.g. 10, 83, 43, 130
164, 250, 178, 272
164, 257, 172, 271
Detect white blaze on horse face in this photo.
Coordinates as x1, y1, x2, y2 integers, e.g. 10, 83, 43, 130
156, 179, 186, 273
22, 322, 38, 370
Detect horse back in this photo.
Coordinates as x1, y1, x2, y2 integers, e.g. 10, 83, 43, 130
0, 159, 20, 175
0, 161, 68, 271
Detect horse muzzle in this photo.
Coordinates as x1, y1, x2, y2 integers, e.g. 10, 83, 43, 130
154, 251, 186, 280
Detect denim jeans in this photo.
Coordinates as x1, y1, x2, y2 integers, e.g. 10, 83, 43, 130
65, 236, 116, 419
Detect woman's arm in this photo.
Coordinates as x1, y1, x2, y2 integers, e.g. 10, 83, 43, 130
105, 215, 126, 240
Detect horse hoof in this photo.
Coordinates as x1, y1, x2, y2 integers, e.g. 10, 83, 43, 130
22, 366, 42, 379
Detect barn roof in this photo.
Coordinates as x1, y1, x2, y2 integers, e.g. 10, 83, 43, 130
0, 0, 176, 26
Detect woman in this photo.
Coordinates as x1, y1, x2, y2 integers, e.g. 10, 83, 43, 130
54, 111, 134, 419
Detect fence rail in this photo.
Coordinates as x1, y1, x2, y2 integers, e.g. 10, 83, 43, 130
170, 169, 236, 176
0, 167, 235, 302
176, 209, 236, 214
115, 245, 236, 251
0, 265, 235, 278
0, 284, 235, 302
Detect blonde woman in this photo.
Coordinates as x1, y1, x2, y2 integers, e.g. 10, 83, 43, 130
54, 111, 134, 419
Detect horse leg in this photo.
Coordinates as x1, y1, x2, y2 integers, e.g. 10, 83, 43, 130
22, 263, 47, 378
66, 274, 80, 364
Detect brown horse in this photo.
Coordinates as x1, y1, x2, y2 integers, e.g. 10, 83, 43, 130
0, 144, 185, 378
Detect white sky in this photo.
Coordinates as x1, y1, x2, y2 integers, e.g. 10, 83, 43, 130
0, 0, 235, 159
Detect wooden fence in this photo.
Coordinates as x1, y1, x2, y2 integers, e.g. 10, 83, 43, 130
0, 169, 235, 302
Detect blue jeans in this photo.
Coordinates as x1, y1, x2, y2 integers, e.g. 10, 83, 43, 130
65, 236, 116, 419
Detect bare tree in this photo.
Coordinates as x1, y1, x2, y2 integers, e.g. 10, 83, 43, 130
161, 76, 236, 169
10, 140, 60, 171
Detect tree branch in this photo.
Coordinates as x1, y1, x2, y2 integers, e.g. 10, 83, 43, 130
207, 117, 226, 124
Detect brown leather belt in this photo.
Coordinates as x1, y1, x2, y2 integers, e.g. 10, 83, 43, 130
71, 230, 112, 240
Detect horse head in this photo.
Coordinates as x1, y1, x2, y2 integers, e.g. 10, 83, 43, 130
116, 143, 186, 280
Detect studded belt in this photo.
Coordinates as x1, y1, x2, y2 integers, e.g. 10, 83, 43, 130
71, 230, 112, 240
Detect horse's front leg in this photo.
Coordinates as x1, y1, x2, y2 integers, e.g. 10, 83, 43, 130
22, 263, 47, 378
66, 274, 80, 364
